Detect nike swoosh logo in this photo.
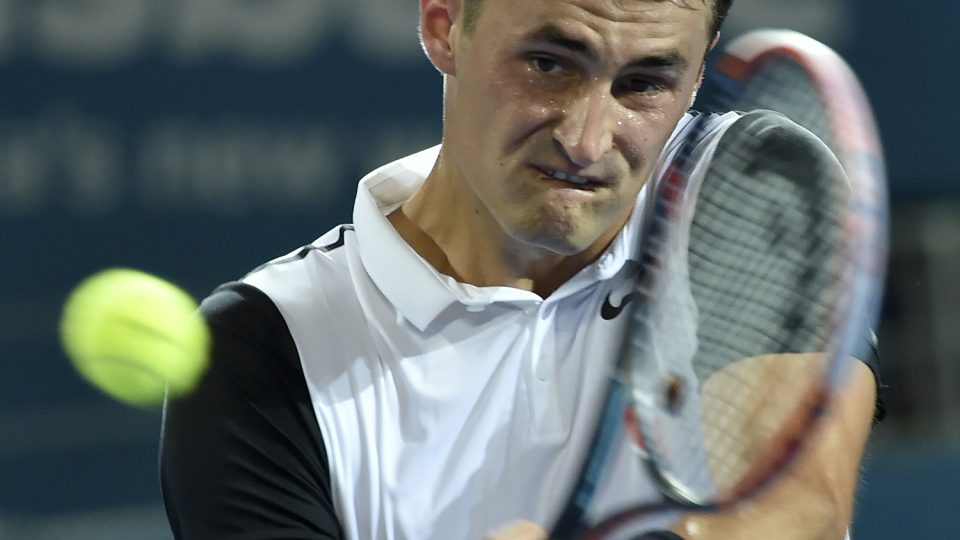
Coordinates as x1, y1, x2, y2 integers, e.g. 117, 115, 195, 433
601, 291, 635, 320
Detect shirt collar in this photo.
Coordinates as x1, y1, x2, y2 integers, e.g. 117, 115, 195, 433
353, 146, 456, 331
353, 145, 650, 331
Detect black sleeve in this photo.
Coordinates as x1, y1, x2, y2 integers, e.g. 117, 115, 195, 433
854, 328, 886, 423
160, 282, 344, 539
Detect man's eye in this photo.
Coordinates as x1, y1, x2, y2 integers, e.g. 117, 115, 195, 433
617, 77, 667, 96
532, 56, 563, 74
625, 78, 661, 93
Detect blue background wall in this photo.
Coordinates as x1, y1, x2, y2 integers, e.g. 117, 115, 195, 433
1, 1, 956, 538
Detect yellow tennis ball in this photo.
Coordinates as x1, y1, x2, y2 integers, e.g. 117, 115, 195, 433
60, 268, 210, 407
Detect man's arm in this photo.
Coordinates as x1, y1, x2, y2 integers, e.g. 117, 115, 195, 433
669, 358, 877, 540
487, 357, 876, 540
160, 282, 343, 539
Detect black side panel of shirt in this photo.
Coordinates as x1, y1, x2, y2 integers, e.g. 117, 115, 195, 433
160, 281, 343, 539
856, 329, 886, 423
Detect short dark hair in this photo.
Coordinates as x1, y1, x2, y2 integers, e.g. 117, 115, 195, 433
711, 0, 733, 36
462, 0, 734, 37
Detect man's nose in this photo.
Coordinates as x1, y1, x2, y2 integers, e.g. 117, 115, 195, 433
552, 87, 617, 167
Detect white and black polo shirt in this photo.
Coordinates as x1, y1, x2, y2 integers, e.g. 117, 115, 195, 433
160, 111, 881, 540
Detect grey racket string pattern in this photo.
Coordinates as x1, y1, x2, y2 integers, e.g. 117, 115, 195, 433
736, 58, 832, 146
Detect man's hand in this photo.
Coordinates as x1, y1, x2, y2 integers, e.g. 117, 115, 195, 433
485, 521, 547, 540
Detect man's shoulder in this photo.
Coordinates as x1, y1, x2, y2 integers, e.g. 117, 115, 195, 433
726, 109, 814, 134
243, 224, 357, 294
239, 223, 372, 344
716, 109, 838, 175
658, 111, 742, 167
679, 109, 819, 146
198, 280, 293, 354
199, 223, 362, 335
194, 222, 375, 396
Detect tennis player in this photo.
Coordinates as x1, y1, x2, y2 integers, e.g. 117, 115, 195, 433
160, 0, 881, 538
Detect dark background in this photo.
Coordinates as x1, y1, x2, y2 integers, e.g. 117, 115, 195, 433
1, 1, 956, 538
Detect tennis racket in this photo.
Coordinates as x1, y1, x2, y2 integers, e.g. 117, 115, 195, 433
550, 29, 888, 539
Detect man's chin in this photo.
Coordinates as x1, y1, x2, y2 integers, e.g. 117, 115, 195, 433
509, 224, 597, 258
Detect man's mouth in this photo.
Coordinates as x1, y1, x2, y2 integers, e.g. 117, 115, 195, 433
536, 166, 605, 188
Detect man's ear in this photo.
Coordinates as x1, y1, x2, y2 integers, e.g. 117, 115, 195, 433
709, 31, 721, 52
420, 0, 461, 75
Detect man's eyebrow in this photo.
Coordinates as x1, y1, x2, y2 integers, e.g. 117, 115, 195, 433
524, 24, 592, 56
523, 24, 688, 71
625, 50, 688, 71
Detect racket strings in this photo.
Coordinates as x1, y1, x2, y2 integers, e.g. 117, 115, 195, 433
635, 56, 851, 497
641, 183, 834, 367
695, 195, 837, 487
737, 59, 832, 146
689, 174, 838, 361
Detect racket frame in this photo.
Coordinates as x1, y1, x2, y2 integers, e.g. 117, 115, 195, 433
551, 28, 888, 539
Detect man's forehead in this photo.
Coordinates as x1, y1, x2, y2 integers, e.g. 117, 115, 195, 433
607, 0, 715, 26
499, 0, 713, 28
510, 0, 713, 46
610, 0, 711, 11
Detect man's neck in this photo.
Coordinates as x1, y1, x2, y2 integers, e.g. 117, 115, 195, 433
387, 162, 615, 298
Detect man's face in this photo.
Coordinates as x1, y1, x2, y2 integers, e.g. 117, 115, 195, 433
442, 0, 713, 256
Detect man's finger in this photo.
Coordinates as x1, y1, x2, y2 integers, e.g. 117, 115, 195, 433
485, 521, 548, 540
